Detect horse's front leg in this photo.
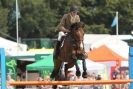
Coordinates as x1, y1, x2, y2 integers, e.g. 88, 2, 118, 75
64, 60, 80, 79
75, 61, 81, 77
82, 59, 88, 78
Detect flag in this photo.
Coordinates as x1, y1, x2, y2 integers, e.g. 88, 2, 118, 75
111, 16, 118, 27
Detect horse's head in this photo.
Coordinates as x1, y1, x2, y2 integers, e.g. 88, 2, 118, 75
70, 22, 85, 49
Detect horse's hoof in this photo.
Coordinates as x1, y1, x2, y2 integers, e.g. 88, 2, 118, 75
76, 71, 81, 77
52, 85, 57, 89
82, 71, 88, 78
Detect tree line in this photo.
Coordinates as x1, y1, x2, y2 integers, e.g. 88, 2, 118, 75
0, 0, 133, 40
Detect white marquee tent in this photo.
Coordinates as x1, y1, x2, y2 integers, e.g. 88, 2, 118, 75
83, 34, 110, 51
0, 37, 27, 56
68, 59, 106, 72
68, 59, 108, 80
90, 35, 129, 60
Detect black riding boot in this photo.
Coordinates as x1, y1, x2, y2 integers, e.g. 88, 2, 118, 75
54, 41, 61, 59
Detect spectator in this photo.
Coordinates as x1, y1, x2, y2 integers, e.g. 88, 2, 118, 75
36, 76, 44, 89
67, 71, 79, 89
112, 68, 120, 80
96, 74, 102, 80
7, 74, 15, 89
43, 75, 52, 89
79, 74, 93, 89
112, 74, 121, 89
91, 72, 96, 80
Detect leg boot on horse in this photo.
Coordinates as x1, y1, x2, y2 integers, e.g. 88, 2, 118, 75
82, 59, 88, 78
75, 62, 81, 77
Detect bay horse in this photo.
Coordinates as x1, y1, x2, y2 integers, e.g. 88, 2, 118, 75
50, 22, 87, 88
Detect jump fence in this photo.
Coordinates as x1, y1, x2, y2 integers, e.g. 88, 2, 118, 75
9, 80, 133, 86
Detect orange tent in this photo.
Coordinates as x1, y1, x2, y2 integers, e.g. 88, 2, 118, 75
88, 45, 126, 62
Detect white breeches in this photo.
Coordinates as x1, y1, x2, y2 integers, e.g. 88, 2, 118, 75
57, 31, 84, 49
57, 31, 66, 41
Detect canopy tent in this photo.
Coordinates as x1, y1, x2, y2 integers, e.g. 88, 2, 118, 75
0, 37, 27, 56
68, 59, 108, 80
88, 45, 126, 62
83, 34, 110, 45
90, 35, 129, 59
9, 49, 54, 61
107, 45, 129, 60
121, 61, 128, 67
9, 48, 54, 57
25, 54, 54, 80
68, 59, 105, 71
83, 34, 110, 51
26, 58, 54, 71
90, 35, 128, 49
88, 45, 127, 80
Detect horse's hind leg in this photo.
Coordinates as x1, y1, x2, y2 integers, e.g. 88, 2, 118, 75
82, 59, 88, 78
50, 59, 62, 89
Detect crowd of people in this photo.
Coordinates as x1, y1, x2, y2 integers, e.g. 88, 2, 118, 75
34, 69, 129, 89
111, 67, 129, 89
34, 71, 103, 89
5, 68, 130, 89
36, 75, 52, 89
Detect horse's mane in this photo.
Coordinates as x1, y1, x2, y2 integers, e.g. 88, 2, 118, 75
70, 22, 85, 31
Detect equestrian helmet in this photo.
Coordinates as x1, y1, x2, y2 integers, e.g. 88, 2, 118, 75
70, 5, 78, 12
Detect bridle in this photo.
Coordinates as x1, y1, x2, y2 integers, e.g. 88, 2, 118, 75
69, 23, 85, 59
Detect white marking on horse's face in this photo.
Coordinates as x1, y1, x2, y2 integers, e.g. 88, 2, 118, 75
80, 43, 83, 50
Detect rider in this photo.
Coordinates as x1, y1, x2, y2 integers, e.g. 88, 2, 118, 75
54, 5, 79, 59
54, 5, 85, 59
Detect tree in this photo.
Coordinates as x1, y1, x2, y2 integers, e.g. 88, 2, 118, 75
0, 0, 7, 8
0, 7, 9, 38
80, 0, 133, 35
1, 0, 133, 39
18, 0, 58, 38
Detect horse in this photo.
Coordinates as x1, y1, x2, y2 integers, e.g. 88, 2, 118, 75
50, 22, 88, 89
